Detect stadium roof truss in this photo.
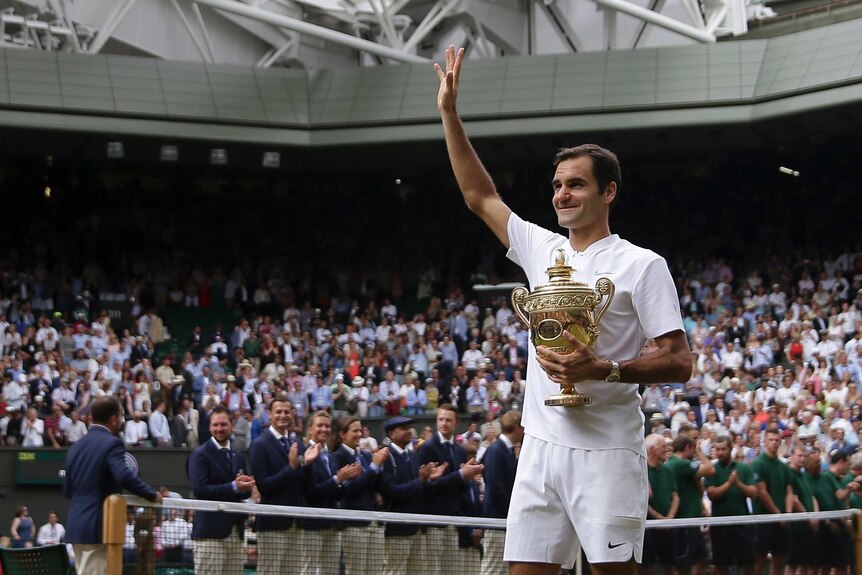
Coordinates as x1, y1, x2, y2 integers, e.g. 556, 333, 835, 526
0, 0, 749, 68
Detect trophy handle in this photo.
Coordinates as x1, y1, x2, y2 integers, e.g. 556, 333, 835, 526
511, 286, 530, 326
594, 278, 615, 325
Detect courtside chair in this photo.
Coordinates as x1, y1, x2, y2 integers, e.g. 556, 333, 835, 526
0, 544, 72, 575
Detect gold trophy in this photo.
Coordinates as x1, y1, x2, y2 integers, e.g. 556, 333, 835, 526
511, 249, 615, 406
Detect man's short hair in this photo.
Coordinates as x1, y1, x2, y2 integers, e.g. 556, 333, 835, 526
91, 396, 121, 425
270, 393, 293, 411
714, 435, 732, 448
437, 403, 459, 420
672, 435, 695, 453
211, 405, 230, 419
552, 144, 621, 209
500, 411, 521, 434
830, 449, 849, 465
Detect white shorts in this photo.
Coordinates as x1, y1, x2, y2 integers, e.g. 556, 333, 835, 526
504, 434, 647, 568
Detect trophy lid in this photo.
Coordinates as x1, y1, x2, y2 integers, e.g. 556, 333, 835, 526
544, 249, 587, 287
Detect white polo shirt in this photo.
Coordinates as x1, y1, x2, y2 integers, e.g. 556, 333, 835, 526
506, 213, 683, 454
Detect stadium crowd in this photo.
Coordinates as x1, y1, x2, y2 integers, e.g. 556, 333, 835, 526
1, 245, 862, 573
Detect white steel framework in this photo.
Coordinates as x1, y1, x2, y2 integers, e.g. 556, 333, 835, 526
0, 0, 759, 68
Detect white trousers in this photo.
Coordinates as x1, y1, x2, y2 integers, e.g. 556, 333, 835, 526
424, 525, 460, 573
480, 529, 508, 575
258, 527, 303, 575
73, 543, 107, 575
300, 528, 342, 575
383, 532, 429, 575
342, 524, 384, 575
193, 532, 244, 575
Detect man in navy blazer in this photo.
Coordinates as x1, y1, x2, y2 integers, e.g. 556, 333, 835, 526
417, 403, 484, 573
380, 416, 448, 575
481, 410, 524, 575
64, 396, 161, 575
187, 405, 255, 575
248, 395, 321, 575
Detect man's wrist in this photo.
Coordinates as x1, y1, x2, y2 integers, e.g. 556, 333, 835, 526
599, 359, 620, 382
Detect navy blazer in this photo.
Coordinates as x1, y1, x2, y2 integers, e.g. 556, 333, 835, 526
248, 431, 308, 531
380, 447, 428, 537
64, 425, 158, 544
481, 438, 517, 519
187, 440, 252, 540
301, 445, 341, 531
457, 480, 483, 549
332, 444, 381, 527
416, 433, 470, 517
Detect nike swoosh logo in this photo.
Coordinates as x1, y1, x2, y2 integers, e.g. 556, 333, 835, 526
608, 542, 625, 549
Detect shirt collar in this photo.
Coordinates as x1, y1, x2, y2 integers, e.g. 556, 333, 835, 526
569, 233, 619, 255
309, 439, 328, 453
438, 431, 453, 444
342, 444, 357, 456
268, 427, 289, 441
210, 437, 230, 450
389, 443, 411, 456
499, 434, 514, 450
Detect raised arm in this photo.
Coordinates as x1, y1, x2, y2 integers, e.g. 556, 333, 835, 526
435, 45, 512, 248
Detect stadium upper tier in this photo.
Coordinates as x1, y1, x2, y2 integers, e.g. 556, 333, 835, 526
0, 16, 860, 145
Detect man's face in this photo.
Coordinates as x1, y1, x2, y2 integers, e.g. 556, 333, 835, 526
210, 412, 233, 443
791, 449, 807, 470
807, 452, 821, 475
835, 458, 850, 476
436, 408, 457, 439
714, 441, 731, 464
270, 401, 294, 433
764, 432, 781, 455
551, 156, 612, 232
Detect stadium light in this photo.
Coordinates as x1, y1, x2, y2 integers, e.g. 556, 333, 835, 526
262, 151, 280, 169
778, 166, 800, 177
209, 148, 228, 165
160, 145, 178, 162
106, 141, 124, 159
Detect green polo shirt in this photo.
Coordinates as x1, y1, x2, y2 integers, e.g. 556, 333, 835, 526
811, 470, 844, 511
750, 452, 793, 514
840, 473, 862, 509
666, 455, 704, 518
789, 467, 815, 532
705, 460, 754, 517
648, 462, 678, 517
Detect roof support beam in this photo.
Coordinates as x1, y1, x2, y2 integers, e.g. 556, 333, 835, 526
590, 0, 715, 43
90, 0, 138, 54
192, 0, 430, 63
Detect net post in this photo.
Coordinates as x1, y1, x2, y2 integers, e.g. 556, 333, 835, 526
103, 494, 127, 575
855, 510, 862, 575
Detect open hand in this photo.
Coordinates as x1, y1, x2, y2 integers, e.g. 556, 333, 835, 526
304, 442, 321, 464
536, 330, 604, 385
433, 45, 463, 113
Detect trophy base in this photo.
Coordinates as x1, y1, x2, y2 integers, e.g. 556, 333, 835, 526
545, 393, 591, 407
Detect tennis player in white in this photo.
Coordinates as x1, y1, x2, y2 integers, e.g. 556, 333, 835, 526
434, 45, 692, 575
